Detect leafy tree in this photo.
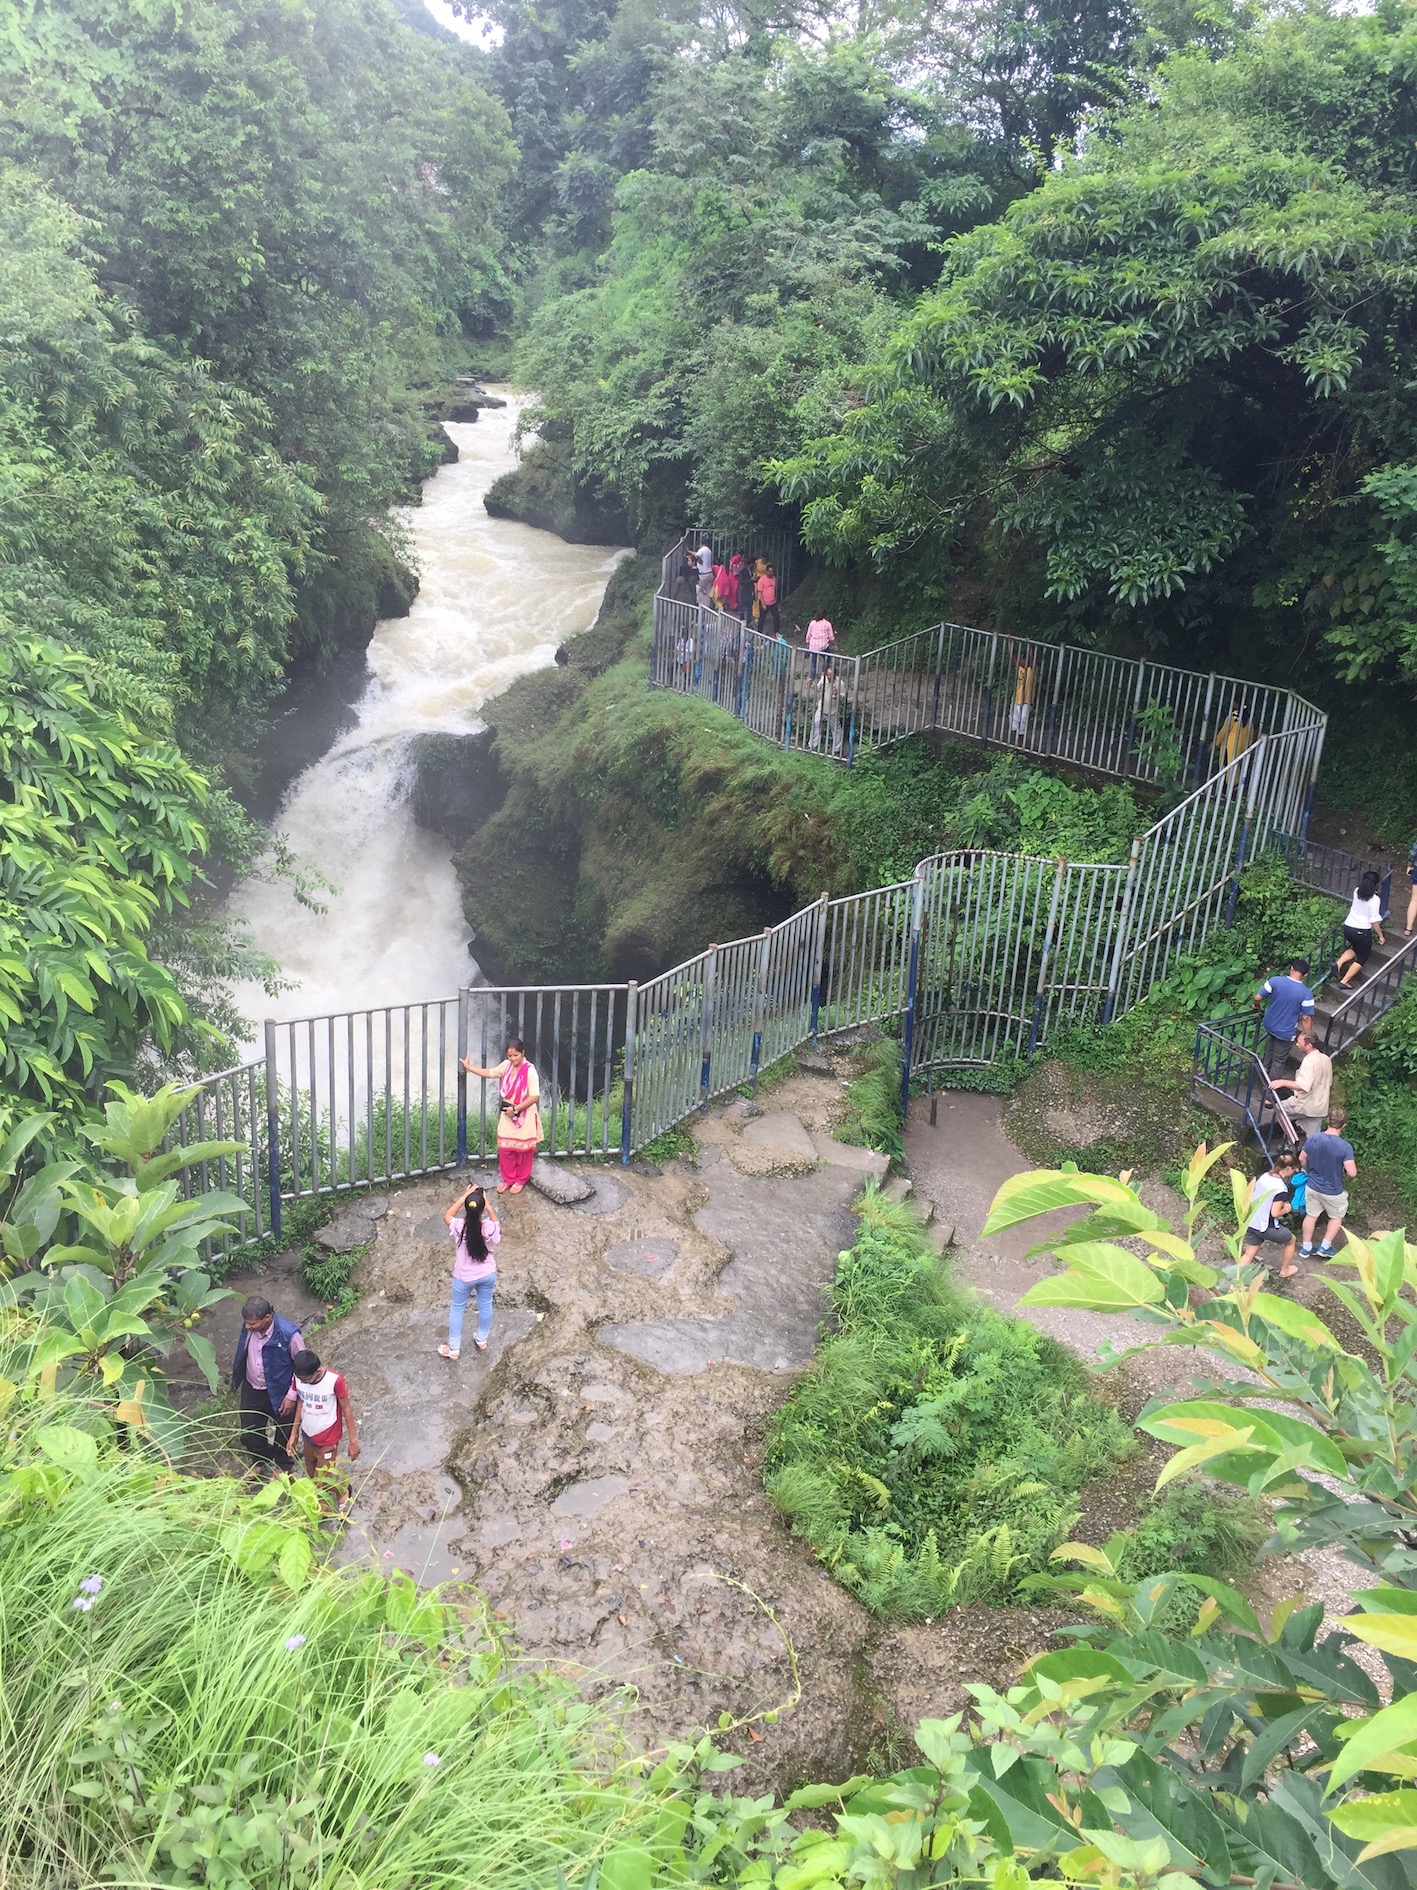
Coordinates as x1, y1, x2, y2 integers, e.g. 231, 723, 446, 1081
0, 169, 317, 730
775, 5, 1417, 679
0, 0, 516, 691
0, 638, 211, 1127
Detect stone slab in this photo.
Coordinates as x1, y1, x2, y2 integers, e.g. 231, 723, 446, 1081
604, 1237, 677, 1279
599, 1163, 859, 1376
531, 1158, 595, 1205
574, 1174, 630, 1217
315, 1212, 379, 1254
810, 1134, 890, 1182
740, 1112, 816, 1158
550, 1475, 630, 1519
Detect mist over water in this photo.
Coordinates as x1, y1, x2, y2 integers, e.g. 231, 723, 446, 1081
231, 396, 628, 1033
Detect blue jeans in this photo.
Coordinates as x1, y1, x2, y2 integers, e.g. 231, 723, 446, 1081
449, 1275, 494, 1350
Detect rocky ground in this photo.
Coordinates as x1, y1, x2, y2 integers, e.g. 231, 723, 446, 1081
191, 1053, 1376, 1782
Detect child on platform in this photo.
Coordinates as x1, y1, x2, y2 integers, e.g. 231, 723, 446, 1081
284, 1348, 360, 1512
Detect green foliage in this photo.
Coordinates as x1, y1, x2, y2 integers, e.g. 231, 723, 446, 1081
776, 6, 1417, 677
0, 638, 213, 1124
836, 1037, 904, 1160
0, 1087, 242, 1450
765, 1188, 1132, 1618
0, 0, 514, 711
301, 1245, 364, 1321
1110, 1479, 1267, 1588
0, 1399, 665, 1887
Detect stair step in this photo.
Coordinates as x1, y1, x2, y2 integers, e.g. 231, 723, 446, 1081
884, 1177, 913, 1205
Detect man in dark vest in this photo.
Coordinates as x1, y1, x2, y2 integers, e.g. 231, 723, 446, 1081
231, 1295, 304, 1473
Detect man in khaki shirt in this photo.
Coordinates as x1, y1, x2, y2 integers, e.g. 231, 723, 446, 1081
1270, 1030, 1333, 1138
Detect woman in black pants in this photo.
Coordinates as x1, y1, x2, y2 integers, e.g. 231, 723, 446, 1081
1336, 869, 1386, 987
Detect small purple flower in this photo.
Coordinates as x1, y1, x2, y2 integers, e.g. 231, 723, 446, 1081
422, 1752, 442, 1767
72, 1596, 94, 1614
79, 1574, 103, 1596
284, 1635, 307, 1653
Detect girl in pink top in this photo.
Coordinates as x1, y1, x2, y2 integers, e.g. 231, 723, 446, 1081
806, 614, 834, 677
439, 1183, 502, 1358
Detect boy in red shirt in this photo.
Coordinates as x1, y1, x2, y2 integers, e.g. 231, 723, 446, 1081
284, 1348, 360, 1511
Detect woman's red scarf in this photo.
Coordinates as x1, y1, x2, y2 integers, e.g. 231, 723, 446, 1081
501, 1059, 531, 1111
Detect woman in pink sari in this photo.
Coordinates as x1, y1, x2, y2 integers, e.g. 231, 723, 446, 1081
459, 1038, 541, 1192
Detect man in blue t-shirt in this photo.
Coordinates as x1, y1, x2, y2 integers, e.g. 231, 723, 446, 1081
1253, 959, 1316, 1077
1300, 1107, 1357, 1258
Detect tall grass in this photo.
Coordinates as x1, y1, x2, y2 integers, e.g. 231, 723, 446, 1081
0, 1403, 661, 1888
765, 1189, 1133, 1619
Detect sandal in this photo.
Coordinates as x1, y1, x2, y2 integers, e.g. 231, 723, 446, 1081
438, 1343, 460, 1361
1277, 1267, 1299, 1280
473, 1337, 488, 1353
508, 1182, 525, 1194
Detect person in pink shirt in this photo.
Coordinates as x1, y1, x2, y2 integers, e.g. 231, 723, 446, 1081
806, 613, 835, 678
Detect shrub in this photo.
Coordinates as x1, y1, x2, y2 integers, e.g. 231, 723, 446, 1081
764, 1189, 1131, 1618
836, 1037, 904, 1160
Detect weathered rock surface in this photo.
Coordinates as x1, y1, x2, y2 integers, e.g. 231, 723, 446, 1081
810, 1133, 890, 1181
530, 1158, 595, 1205
314, 1212, 378, 1254
410, 729, 508, 849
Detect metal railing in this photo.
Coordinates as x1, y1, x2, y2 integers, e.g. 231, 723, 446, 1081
165, 535, 1414, 1251
1193, 1013, 1299, 1162
1315, 934, 1417, 1057
650, 538, 1327, 798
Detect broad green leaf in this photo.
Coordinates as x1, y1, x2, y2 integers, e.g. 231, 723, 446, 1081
1020, 1243, 1166, 1313
35, 1424, 100, 1477
1344, 1617, 1417, 1666
183, 1329, 219, 1392
277, 1530, 312, 1591
1249, 1293, 1345, 1352
1049, 1541, 1117, 1576
982, 1170, 1138, 1236
1329, 1791, 1417, 1862
1329, 1693, 1417, 1791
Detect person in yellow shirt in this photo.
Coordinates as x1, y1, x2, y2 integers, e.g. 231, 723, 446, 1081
1214, 707, 1253, 768
1010, 654, 1037, 739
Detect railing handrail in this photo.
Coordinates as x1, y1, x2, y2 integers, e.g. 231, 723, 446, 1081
1193, 1017, 1299, 1160
1319, 932, 1417, 1050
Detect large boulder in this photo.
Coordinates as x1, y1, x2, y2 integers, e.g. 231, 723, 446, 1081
410, 728, 509, 849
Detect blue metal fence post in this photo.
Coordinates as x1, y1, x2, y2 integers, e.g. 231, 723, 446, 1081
456, 986, 469, 1165
809, 894, 829, 1041
899, 871, 926, 1120
699, 947, 718, 1110
263, 1018, 282, 1244
619, 982, 637, 1164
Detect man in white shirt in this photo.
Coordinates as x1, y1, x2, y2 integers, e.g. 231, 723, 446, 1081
695, 543, 714, 610
1269, 1028, 1333, 1139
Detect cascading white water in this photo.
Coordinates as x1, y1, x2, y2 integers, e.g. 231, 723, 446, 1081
231, 395, 628, 1031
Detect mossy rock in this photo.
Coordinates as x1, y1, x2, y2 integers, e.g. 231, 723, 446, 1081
484, 437, 629, 545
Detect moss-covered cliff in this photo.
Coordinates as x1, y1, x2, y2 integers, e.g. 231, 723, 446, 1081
412, 557, 1148, 988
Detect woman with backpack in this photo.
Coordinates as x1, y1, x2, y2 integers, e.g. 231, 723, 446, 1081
438, 1183, 501, 1359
